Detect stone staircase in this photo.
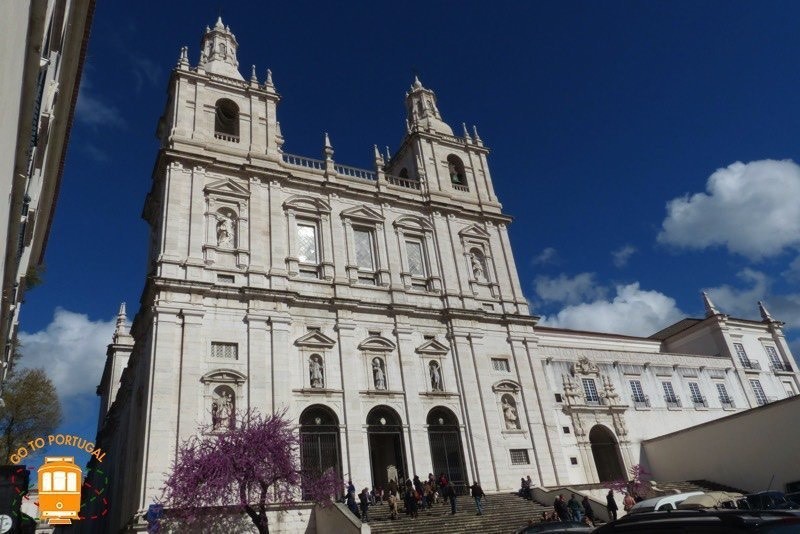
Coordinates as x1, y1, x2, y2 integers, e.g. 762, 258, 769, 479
653, 479, 749, 495
367, 492, 551, 534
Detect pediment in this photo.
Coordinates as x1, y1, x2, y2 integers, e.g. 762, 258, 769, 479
201, 368, 247, 384
415, 338, 450, 355
284, 195, 331, 214
340, 205, 383, 222
294, 331, 336, 349
358, 335, 396, 352
492, 380, 520, 393
458, 224, 490, 240
393, 215, 432, 232
205, 178, 250, 198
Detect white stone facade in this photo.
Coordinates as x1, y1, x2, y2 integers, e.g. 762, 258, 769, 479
92, 19, 800, 532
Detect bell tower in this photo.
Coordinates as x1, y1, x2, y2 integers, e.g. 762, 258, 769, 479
405, 76, 453, 135
198, 16, 243, 81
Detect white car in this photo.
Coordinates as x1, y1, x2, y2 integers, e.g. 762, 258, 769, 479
628, 492, 705, 514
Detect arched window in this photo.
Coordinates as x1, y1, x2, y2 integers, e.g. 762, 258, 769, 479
399, 168, 409, 179
214, 99, 240, 141
212, 385, 235, 430
447, 155, 467, 186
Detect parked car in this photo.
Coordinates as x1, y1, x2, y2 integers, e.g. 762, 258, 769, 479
514, 521, 594, 533
745, 491, 800, 510
786, 492, 800, 506
592, 509, 800, 533
678, 491, 747, 510
627, 491, 704, 513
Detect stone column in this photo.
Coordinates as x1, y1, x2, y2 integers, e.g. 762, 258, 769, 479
268, 181, 288, 289
176, 308, 205, 444
269, 314, 292, 412
335, 318, 368, 484
247, 178, 269, 288
246, 311, 271, 414
393, 322, 422, 479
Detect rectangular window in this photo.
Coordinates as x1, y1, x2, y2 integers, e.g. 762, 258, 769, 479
353, 228, 375, 271
663, 381, 680, 406
510, 449, 530, 465
563, 426, 571, 434
733, 343, 750, 367
296, 223, 319, 264
750, 379, 768, 405
570, 457, 578, 466
630, 380, 646, 403
765, 346, 783, 370
716, 383, 732, 405
67, 472, 77, 492
405, 239, 426, 277
783, 380, 796, 397
688, 382, 704, 405
491, 358, 510, 372
53, 471, 66, 491
42, 472, 52, 492
554, 393, 563, 403
211, 342, 238, 360
582, 378, 600, 404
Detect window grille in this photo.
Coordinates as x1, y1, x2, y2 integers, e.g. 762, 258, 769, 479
733, 343, 751, 367
354, 228, 375, 271
405, 239, 426, 276
582, 378, 600, 404
211, 342, 238, 360
491, 358, 510, 372
630, 380, 646, 403
750, 379, 768, 406
510, 449, 530, 465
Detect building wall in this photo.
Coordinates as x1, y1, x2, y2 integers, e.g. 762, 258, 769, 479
642, 395, 800, 493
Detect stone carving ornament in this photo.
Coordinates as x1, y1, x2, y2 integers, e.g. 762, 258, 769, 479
429, 361, 443, 391
373, 358, 386, 390
502, 394, 521, 430
572, 356, 599, 377
212, 388, 234, 430
470, 251, 485, 281
215, 210, 235, 248
309, 355, 324, 388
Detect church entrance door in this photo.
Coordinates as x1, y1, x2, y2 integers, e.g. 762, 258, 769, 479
589, 425, 625, 482
367, 406, 407, 489
300, 405, 342, 498
427, 407, 468, 494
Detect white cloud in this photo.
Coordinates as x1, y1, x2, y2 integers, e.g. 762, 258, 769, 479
612, 245, 636, 268
18, 308, 115, 400
784, 255, 800, 283
535, 272, 606, 305
540, 283, 685, 337
533, 247, 559, 265
703, 269, 770, 318
75, 74, 125, 128
658, 160, 800, 259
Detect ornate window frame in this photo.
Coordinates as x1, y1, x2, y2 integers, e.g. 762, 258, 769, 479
284, 195, 333, 280
393, 216, 441, 292
492, 380, 524, 432
200, 369, 247, 432
341, 206, 390, 287
416, 338, 450, 393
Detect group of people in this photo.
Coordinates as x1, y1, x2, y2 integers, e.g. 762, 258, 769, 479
344, 473, 488, 522
518, 475, 535, 500
550, 493, 597, 526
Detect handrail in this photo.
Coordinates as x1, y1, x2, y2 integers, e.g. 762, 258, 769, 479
385, 174, 421, 190
334, 163, 376, 182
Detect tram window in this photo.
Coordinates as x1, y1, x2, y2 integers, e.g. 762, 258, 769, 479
53, 471, 66, 491
42, 472, 52, 491
67, 472, 77, 492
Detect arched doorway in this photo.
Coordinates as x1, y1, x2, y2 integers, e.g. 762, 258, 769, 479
427, 407, 468, 493
300, 405, 342, 498
589, 425, 625, 482
367, 406, 408, 489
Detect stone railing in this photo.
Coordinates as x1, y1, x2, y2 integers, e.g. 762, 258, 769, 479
334, 163, 376, 182
452, 183, 469, 192
214, 132, 240, 143
742, 360, 762, 370
282, 153, 325, 170
385, 174, 421, 190
632, 395, 650, 408
719, 397, 735, 409
665, 396, 682, 408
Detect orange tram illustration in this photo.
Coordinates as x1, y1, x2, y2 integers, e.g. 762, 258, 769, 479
38, 456, 82, 525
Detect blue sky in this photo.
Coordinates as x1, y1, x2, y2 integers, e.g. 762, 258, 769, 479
15, 1, 800, 464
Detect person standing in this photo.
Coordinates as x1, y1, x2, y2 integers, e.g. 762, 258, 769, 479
606, 490, 618, 521
387, 490, 398, 520
623, 492, 636, 513
554, 494, 570, 522
346, 484, 359, 519
568, 494, 583, 522
439, 473, 449, 504
359, 488, 370, 522
470, 481, 485, 515
526, 475, 534, 499
447, 484, 458, 515
582, 495, 595, 526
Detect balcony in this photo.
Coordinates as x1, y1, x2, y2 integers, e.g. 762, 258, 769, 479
691, 395, 708, 408
214, 132, 240, 143
741, 360, 762, 371
585, 397, 604, 407
770, 362, 791, 373
664, 396, 682, 409
631, 394, 650, 408
719, 397, 735, 409
756, 396, 778, 407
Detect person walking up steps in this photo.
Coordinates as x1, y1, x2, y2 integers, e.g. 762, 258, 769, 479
606, 490, 618, 521
470, 481, 486, 515
446, 483, 458, 514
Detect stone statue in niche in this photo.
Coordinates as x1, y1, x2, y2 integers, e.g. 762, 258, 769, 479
309, 355, 324, 388
429, 361, 443, 391
470, 251, 485, 281
373, 358, 386, 390
215, 211, 235, 248
212, 388, 234, 430
502, 394, 521, 430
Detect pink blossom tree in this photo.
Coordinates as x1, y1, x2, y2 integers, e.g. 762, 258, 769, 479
603, 464, 653, 498
158, 410, 339, 534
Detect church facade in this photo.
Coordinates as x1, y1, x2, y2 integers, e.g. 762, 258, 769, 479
93, 19, 800, 532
